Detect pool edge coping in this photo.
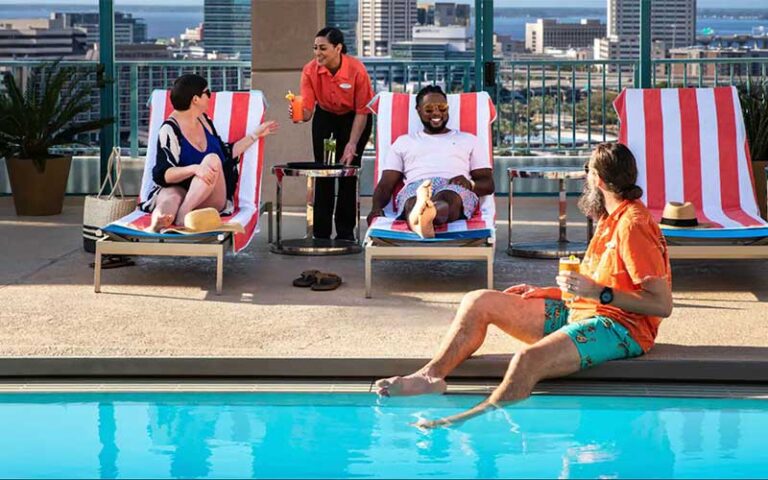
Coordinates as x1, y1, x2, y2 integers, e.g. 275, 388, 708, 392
1, 356, 767, 383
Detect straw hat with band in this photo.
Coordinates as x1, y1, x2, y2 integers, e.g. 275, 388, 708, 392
659, 201, 713, 229
163, 207, 244, 235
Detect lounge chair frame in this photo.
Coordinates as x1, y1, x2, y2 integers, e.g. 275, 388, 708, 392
93, 203, 272, 294
364, 237, 494, 298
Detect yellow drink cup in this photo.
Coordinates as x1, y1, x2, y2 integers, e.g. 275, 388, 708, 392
559, 255, 581, 302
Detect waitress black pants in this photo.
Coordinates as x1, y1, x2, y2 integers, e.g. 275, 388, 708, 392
311, 106, 373, 240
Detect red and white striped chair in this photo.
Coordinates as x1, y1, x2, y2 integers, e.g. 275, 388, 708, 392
614, 87, 768, 258
363, 91, 497, 297
95, 90, 270, 293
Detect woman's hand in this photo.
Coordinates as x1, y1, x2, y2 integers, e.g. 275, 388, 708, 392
251, 120, 279, 139
503, 284, 562, 300
339, 142, 357, 166
556, 271, 601, 300
194, 164, 217, 186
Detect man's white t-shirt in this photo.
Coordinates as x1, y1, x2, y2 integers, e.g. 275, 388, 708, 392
381, 130, 490, 185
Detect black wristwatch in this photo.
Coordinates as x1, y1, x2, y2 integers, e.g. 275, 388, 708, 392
599, 286, 614, 305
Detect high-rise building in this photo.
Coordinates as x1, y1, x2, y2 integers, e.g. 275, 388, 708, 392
454, 4, 470, 27
595, 0, 696, 60
525, 18, 605, 53
204, 0, 251, 60
0, 19, 87, 58
327, 0, 358, 56
433, 2, 469, 27
50, 12, 147, 47
358, 0, 419, 57
417, 3, 435, 26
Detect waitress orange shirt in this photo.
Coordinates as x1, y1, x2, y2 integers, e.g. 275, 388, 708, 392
300, 54, 374, 115
568, 200, 672, 352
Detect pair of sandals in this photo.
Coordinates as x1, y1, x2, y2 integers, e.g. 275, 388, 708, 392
292, 269, 342, 291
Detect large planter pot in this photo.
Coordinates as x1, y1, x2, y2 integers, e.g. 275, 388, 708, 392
754, 160, 768, 221
5, 155, 72, 216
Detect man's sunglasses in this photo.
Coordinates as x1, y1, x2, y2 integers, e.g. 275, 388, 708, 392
200, 89, 211, 98
421, 102, 449, 114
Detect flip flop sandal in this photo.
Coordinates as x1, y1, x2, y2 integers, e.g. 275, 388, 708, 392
89, 255, 136, 269
311, 272, 342, 291
293, 269, 321, 288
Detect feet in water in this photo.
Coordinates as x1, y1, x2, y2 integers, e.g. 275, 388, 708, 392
375, 371, 447, 397
407, 179, 437, 239
147, 213, 174, 233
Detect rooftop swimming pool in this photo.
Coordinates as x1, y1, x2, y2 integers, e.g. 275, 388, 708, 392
0, 391, 765, 478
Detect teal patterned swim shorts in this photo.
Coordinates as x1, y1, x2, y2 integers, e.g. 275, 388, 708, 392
543, 299, 644, 370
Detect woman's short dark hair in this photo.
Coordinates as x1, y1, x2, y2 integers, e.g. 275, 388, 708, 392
170, 73, 208, 111
591, 142, 644, 201
316, 27, 347, 54
416, 85, 447, 107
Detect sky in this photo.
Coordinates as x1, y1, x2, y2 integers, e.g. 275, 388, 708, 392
2, 0, 768, 7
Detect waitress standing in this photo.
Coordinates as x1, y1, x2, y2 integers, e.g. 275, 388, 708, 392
292, 27, 373, 242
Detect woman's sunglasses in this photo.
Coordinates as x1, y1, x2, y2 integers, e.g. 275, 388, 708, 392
421, 102, 449, 115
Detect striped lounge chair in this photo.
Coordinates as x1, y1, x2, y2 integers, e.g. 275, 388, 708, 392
364, 91, 497, 298
94, 90, 270, 293
614, 87, 768, 258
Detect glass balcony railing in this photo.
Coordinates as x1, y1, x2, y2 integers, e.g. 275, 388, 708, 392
1, 57, 767, 196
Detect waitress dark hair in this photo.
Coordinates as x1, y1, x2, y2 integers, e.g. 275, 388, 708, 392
316, 27, 348, 54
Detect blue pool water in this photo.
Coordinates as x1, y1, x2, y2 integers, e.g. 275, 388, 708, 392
0, 392, 765, 479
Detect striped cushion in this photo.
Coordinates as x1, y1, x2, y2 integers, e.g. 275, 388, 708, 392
614, 87, 766, 231
104, 90, 267, 253
366, 91, 497, 241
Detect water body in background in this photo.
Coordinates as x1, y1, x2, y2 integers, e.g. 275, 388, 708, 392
495, 15, 768, 38
0, 4, 765, 41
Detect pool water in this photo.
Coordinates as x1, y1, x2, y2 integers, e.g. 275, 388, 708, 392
0, 392, 765, 479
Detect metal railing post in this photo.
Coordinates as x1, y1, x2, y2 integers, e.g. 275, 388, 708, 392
130, 63, 139, 158
99, 0, 116, 182
638, 0, 652, 88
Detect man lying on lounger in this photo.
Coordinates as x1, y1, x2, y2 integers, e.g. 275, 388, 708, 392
375, 142, 673, 428
366, 85, 494, 238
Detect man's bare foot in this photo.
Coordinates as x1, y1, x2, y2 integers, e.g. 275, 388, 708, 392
407, 180, 437, 238
147, 213, 174, 232
375, 372, 447, 397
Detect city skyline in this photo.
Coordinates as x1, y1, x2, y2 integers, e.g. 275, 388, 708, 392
3, 0, 768, 8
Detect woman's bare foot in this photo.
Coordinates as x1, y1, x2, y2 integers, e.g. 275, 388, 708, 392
147, 213, 174, 232
375, 371, 447, 397
407, 180, 437, 238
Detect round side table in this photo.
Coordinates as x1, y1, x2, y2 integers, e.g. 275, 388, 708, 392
270, 162, 362, 255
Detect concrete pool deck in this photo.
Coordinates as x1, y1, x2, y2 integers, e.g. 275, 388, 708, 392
1, 196, 767, 382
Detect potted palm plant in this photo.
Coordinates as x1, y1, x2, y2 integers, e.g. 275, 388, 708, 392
0, 63, 113, 215
738, 78, 768, 220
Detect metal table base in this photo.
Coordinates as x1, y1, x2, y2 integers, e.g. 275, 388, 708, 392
508, 167, 594, 259
507, 241, 590, 259
270, 238, 362, 256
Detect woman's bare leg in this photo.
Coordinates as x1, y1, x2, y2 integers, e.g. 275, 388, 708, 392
147, 186, 185, 232
175, 153, 225, 223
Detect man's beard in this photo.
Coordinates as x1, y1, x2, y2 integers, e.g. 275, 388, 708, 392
421, 118, 448, 133
578, 182, 607, 220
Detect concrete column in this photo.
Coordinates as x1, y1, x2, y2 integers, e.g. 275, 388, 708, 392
252, 0, 326, 206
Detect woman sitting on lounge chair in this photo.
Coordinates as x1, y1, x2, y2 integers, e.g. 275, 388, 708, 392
141, 74, 278, 232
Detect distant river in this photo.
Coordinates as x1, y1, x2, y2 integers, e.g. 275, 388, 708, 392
0, 4, 765, 41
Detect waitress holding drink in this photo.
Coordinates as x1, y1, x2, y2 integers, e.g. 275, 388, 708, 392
289, 27, 373, 242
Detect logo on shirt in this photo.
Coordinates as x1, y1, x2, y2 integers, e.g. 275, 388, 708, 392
339, 83, 352, 89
